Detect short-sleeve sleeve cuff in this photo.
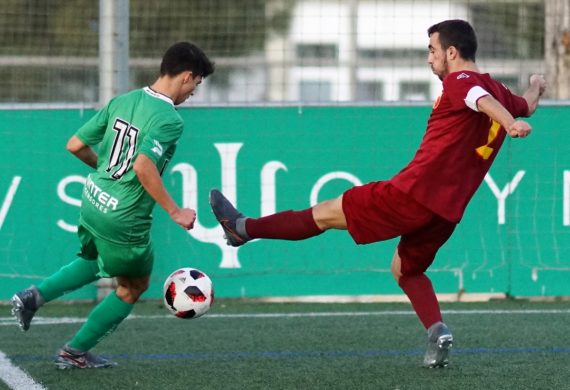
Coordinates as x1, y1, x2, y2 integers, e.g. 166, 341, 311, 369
464, 86, 490, 112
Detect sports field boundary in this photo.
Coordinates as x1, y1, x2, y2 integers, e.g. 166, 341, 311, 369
0, 351, 45, 390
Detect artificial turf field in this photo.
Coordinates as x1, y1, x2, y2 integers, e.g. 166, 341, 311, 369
2, 299, 570, 389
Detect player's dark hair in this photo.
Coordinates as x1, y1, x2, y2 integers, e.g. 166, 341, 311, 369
160, 42, 215, 78
428, 19, 477, 61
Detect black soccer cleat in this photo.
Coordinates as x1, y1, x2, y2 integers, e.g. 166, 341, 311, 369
11, 288, 39, 332
209, 189, 251, 247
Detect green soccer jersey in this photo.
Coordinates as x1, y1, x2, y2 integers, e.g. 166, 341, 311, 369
75, 87, 184, 245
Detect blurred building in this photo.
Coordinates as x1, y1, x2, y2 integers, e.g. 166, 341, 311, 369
198, 0, 544, 104
0, 0, 546, 105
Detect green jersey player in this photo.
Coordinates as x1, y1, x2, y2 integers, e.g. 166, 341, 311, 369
11, 42, 214, 369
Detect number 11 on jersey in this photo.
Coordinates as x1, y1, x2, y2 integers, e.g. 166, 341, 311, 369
107, 118, 139, 179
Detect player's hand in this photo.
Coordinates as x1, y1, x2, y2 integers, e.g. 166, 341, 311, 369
529, 74, 546, 96
170, 207, 196, 230
507, 120, 532, 138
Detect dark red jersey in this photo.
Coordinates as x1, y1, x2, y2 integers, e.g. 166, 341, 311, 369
391, 71, 529, 223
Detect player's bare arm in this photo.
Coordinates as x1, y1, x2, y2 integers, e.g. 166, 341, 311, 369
522, 74, 546, 116
133, 153, 196, 230
476, 95, 531, 138
66, 135, 98, 169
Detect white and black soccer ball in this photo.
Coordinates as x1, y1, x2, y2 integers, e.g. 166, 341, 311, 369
163, 267, 214, 319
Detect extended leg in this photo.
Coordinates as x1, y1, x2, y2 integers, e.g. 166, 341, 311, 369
209, 189, 347, 246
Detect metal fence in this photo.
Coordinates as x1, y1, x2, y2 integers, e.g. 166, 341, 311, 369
1, 0, 566, 106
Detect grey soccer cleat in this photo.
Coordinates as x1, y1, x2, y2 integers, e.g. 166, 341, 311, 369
55, 345, 117, 370
423, 321, 453, 368
11, 288, 40, 332
209, 189, 251, 247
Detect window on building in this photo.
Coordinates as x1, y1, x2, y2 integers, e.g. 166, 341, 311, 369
399, 81, 430, 101
296, 44, 338, 61
356, 81, 384, 101
299, 80, 332, 102
358, 48, 425, 61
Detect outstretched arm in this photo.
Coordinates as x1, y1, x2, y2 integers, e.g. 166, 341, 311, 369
476, 95, 531, 138
477, 74, 546, 138
522, 74, 546, 116
133, 153, 196, 230
66, 135, 98, 169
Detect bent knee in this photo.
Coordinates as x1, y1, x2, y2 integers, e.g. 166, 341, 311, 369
116, 286, 147, 304
391, 264, 402, 283
393, 260, 428, 283
391, 252, 402, 283
392, 248, 433, 283
116, 278, 149, 304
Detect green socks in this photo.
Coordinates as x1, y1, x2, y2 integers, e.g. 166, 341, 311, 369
69, 291, 134, 352
37, 257, 100, 303
35, 257, 135, 352
35, 257, 134, 352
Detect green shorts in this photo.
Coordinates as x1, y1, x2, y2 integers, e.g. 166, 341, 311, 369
77, 225, 154, 278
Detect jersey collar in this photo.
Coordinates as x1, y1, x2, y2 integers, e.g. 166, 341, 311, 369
143, 87, 174, 106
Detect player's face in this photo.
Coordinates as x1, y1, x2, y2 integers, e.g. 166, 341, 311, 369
427, 32, 448, 81
175, 73, 203, 105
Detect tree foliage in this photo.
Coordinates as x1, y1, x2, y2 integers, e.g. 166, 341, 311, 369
0, 0, 294, 57
131, 0, 294, 57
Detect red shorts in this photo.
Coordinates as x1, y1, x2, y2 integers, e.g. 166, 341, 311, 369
342, 181, 456, 275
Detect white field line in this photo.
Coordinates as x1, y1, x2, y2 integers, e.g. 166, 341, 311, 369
0, 351, 45, 390
1, 309, 570, 327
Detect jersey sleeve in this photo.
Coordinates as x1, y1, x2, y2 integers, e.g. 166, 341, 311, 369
75, 103, 111, 146
501, 86, 529, 118
443, 73, 484, 111
444, 73, 529, 118
138, 115, 184, 165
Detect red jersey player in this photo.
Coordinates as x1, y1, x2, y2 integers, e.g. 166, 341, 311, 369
210, 19, 546, 368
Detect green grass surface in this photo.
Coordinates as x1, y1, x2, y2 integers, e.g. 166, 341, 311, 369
2, 299, 570, 389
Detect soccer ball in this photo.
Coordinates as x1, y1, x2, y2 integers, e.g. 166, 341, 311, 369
163, 267, 214, 319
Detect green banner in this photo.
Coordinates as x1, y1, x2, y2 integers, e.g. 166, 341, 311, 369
1, 106, 568, 300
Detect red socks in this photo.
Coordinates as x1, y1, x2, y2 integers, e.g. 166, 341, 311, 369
245, 208, 323, 240
398, 273, 442, 329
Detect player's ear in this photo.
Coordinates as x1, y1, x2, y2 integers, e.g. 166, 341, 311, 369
182, 71, 194, 84
447, 46, 458, 60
